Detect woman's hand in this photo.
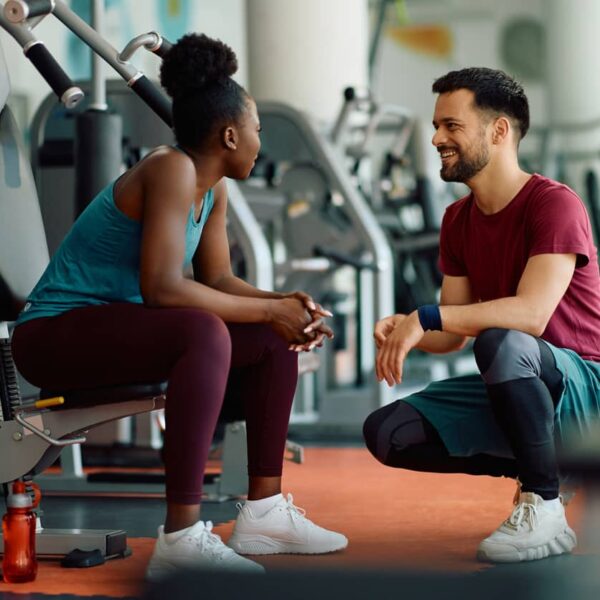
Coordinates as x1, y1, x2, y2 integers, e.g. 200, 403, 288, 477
289, 321, 334, 352
375, 311, 424, 386
268, 297, 313, 344
282, 291, 334, 352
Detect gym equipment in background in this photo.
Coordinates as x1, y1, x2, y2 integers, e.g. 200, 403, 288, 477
330, 87, 475, 383
236, 100, 396, 429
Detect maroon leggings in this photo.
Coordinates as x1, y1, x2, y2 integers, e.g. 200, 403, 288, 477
12, 303, 298, 504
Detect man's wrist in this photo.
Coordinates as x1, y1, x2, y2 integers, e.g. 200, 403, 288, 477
417, 304, 443, 331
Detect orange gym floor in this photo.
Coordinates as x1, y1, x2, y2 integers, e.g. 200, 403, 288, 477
0, 447, 596, 599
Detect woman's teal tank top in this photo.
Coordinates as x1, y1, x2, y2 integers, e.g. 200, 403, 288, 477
17, 179, 214, 325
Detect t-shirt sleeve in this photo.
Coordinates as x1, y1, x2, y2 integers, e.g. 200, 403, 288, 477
529, 187, 592, 268
438, 206, 468, 276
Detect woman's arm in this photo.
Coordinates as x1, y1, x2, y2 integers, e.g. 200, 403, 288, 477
138, 154, 311, 340
193, 179, 333, 348
192, 180, 282, 299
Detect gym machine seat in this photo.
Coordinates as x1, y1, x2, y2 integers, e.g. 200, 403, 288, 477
0, 35, 166, 561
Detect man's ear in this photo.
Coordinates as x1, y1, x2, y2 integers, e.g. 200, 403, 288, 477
222, 126, 238, 150
492, 117, 510, 144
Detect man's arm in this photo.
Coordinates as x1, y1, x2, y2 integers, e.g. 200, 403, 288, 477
376, 252, 576, 385
439, 253, 576, 337
374, 274, 473, 354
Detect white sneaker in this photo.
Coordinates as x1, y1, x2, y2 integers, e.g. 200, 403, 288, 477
477, 492, 577, 563
228, 493, 348, 555
146, 520, 265, 581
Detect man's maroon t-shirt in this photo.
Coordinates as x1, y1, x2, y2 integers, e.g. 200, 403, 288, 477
439, 173, 600, 361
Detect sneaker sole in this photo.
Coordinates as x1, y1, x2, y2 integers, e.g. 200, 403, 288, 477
228, 533, 348, 555
145, 564, 174, 583
476, 527, 577, 563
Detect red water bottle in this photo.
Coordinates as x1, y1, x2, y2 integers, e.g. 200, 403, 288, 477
2, 481, 38, 583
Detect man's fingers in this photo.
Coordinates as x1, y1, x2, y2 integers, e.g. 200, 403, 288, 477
375, 348, 385, 382
376, 344, 405, 386
374, 331, 385, 346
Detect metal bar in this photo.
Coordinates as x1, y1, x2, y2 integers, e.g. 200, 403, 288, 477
0, 3, 40, 47
118, 31, 160, 62
15, 412, 87, 446
368, 0, 391, 87
90, 0, 106, 110
52, 0, 138, 83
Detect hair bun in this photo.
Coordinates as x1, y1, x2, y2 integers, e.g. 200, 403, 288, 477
160, 33, 238, 98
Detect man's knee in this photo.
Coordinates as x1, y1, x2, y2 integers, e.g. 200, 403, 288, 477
363, 400, 427, 465
474, 328, 541, 385
363, 403, 396, 464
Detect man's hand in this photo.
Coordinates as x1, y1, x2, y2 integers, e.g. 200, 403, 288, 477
376, 311, 425, 386
373, 314, 407, 348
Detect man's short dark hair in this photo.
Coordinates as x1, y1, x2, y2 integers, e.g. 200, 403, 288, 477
432, 67, 530, 141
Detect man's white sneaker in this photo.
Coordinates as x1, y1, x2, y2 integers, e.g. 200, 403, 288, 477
227, 493, 348, 555
477, 491, 577, 563
146, 520, 265, 581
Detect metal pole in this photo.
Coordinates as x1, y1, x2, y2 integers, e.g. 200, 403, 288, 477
90, 0, 106, 110
52, 0, 138, 82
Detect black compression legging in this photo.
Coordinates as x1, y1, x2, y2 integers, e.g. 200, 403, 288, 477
363, 329, 564, 499
12, 303, 298, 504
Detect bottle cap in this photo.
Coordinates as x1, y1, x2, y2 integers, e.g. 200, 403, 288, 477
7, 481, 33, 508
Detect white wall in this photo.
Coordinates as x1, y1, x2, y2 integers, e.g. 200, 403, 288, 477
246, 0, 369, 124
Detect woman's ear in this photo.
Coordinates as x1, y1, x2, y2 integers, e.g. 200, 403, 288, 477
222, 126, 238, 150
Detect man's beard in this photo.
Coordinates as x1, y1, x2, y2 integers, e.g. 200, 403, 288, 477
440, 142, 490, 183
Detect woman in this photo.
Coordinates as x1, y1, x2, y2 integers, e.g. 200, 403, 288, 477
12, 33, 347, 578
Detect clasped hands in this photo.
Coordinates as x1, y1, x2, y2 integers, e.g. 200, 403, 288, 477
373, 311, 425, 386
283, 292, 334, 352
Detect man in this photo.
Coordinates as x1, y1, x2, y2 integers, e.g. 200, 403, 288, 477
363, 67, 600, 563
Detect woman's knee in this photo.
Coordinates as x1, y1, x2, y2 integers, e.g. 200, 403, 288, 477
175, 309, 231, 357
231, 322, 294, 362
474, 328, 542, 385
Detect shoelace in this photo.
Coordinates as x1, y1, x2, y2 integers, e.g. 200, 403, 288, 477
504, 501, 538, 532
283, 493, 307, 524
236, 494, 308, 526
193, 521, 230, 560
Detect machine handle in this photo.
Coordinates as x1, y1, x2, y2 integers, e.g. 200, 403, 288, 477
314, 245, 378, 272
4, 0, 54, 23
24, 42, 83, 108
152, 36, 173, 58
15, 412, 87, 446
129, 74, 172, 127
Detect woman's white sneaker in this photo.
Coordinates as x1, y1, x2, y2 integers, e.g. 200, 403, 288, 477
477, 492, 577, 563
228, 493, 348, 555
146, 520, 265, 581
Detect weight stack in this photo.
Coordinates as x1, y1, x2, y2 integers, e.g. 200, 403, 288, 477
74, 109, 123, 216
